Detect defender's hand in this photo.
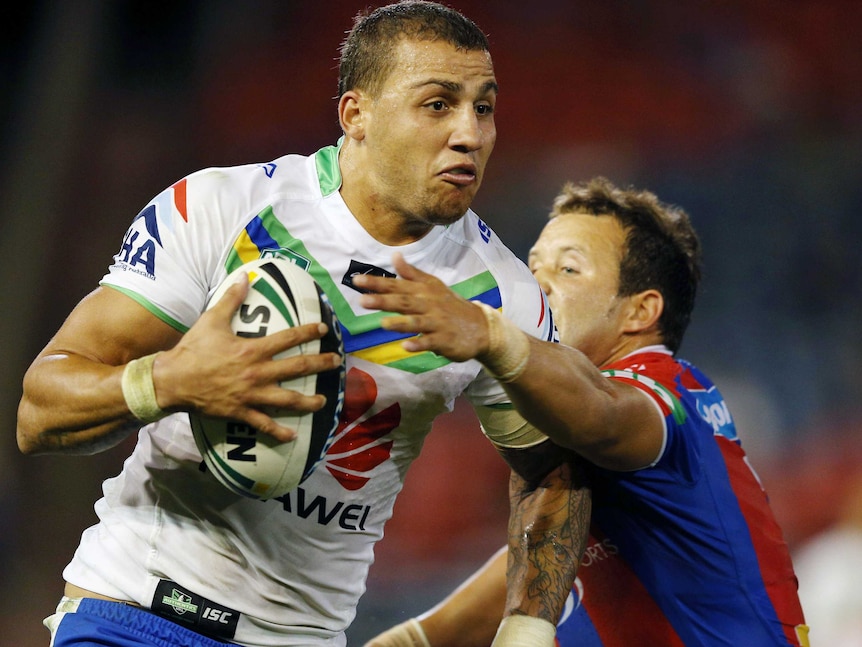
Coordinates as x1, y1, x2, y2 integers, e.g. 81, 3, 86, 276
356, 253, 490, 362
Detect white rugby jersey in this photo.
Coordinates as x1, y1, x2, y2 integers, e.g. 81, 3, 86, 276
64, 141, 556, 646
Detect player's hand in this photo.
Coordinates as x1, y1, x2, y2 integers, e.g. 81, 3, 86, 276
154, 274, 342, 441
355, 253, 490, 362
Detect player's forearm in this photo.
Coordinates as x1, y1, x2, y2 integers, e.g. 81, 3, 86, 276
504, 454, 590, 624
364, 548, 509, 647
476, 305, 629, 456
417, 546, 508, 646
499, 338, 664, 471
500, 338, 611, 444
17, 353, 143, 455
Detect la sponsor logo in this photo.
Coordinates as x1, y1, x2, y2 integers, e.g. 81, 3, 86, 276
118, 228, 157, 276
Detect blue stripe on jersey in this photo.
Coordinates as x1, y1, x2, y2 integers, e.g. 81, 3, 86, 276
246, 215, 280, 254
341, 287, 501, 354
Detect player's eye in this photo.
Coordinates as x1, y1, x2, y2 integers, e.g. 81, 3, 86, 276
475, 103, 494, 116
429, 100, 447, 111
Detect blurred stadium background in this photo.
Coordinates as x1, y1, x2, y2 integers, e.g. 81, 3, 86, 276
1, 1, 860, 644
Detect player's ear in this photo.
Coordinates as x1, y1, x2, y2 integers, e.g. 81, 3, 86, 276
338, 90, 366, 141
622, 289, 663, 335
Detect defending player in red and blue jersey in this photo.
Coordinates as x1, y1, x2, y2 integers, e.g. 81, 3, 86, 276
362, 177, 808, 647
551, 351, 806, 646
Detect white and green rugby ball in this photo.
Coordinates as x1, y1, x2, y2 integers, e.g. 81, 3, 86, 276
190, 258, 345, 500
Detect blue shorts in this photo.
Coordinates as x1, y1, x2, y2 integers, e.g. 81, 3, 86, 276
46, 597, 234, 647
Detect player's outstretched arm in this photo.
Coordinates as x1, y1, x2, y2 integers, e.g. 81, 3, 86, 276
356, 254, 664, 471
17, 280, 340, 455
363, 547, 508, 647
363, 450, 589, 647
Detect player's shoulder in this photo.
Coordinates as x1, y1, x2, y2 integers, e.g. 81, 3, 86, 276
444, 210, 553, 340
446, 210, 531, 277
602, 349, 685, 408
185, 151, 317, 200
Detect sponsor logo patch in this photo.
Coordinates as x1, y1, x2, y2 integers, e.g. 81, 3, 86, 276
260, 247, 310, 270
342, 260, 396, 294
151, 579, 239, 641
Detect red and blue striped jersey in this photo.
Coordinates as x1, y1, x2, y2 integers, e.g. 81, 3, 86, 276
555, 348, 808, 646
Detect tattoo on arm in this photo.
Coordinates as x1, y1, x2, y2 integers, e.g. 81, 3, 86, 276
501, 444, 591, 624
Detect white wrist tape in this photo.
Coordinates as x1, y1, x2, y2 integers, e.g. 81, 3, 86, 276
476, 406, 548, 449
404, 618, 431, 647
491, 615, 556, 647
477, 303, 530, 383
367, 618, 431, 647
121, 353, 166, 423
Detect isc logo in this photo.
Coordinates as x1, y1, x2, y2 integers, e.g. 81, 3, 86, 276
202, 606, 233, 624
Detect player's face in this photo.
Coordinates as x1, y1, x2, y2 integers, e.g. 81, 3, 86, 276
361, 38, 497, 233
529, 213, 631, 367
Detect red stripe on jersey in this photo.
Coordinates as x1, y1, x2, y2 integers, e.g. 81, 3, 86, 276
579, 531, 686, 646
172, 178, 188, 222
536, 288, 546, 328
716, 439, 808, 645
606, 373, 673, 418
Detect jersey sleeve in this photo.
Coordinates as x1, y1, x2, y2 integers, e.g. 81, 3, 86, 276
601, 362, 712, 474
600, 369, 684, 423
99, 167, 261, 331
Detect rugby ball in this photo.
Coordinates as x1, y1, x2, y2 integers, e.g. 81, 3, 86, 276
190, 258, 345, 500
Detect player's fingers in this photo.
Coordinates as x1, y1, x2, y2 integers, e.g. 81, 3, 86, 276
379, 313, 425, 334
378, 316, 444, 353
391, 251, 434, 282
255, 384, 328, 413
360, 291, 430, 315
352, 272, 398, 295
237, 388, 329, 442
241, 409, 298, 443
207, 272, 250, 321
352, 253, 442, 294
269, 351, 343, 380
254, 323, 330, 357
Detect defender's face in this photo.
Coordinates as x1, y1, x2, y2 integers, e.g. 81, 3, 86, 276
362, 38, 497, 228
529, 213, 629, 366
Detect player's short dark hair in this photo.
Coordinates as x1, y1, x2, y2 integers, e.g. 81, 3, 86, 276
338, 1, 491, 98
550, 177, 702, 353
